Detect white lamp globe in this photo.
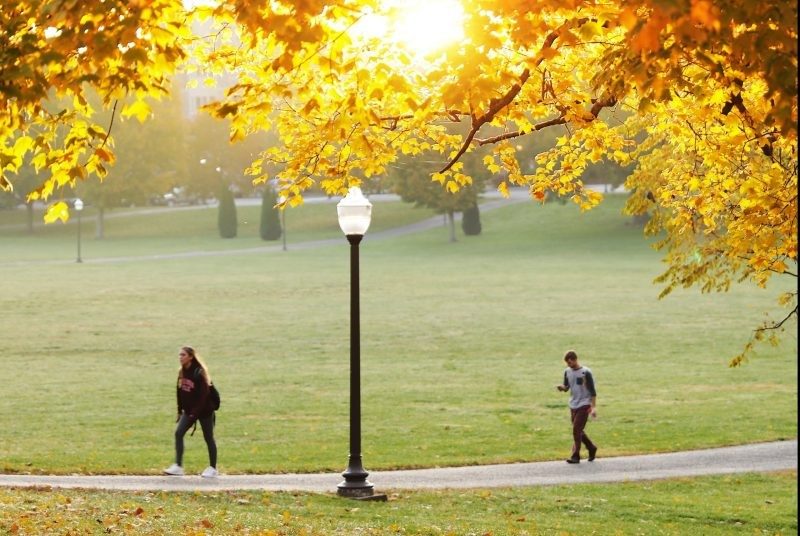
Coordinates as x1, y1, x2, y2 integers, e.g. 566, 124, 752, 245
74, 198, 84, 211
337, 187, 372, 236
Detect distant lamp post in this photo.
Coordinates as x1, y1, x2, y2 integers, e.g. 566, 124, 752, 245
336, 187, 383, 500
74, 198, 84, 263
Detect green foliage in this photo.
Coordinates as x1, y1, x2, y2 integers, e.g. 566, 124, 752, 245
217, 186, 237, 238
388, 155, 478, 215
461, 204, 482, 236
388, 155, 483, 242
186, 114, 274, 201
259, 187, 282, 241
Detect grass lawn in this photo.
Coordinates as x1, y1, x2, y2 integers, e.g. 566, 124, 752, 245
0, 194, 796, 475
0, 472, 795, 535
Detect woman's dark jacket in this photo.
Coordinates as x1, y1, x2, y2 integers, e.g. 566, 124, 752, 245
177, 362, 214, 419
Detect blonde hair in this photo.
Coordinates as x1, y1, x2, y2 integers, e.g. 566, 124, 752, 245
178, 346, 212, 384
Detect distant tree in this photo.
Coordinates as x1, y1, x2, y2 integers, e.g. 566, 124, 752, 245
217, 185, 237, 238
187, 114, 274, 201
80, 92, 186, 238
259, 186, 282, 241
462, 204, 482, 236
1, 163, 43, 232
388, 154, 483, 242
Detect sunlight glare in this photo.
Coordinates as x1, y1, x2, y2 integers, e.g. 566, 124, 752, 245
393, 0, 465, 55
357, 0, 466, 57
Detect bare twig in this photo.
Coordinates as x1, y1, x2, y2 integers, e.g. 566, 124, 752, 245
755, 304, 798, 332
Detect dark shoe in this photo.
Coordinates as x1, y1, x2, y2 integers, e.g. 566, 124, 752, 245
566, 457, 580, 464
588, 447, 597, 462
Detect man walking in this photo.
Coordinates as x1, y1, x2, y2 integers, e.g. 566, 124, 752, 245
556, 350, 598, 464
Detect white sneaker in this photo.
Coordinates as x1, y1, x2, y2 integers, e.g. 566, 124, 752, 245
163, 463, 184, 476
201, 466, 218, 478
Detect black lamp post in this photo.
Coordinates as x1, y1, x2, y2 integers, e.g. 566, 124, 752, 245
336, 187, 383, 499
74, 198, 84, 263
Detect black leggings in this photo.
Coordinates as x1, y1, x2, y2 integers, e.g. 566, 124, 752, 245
175, 413, 217, 468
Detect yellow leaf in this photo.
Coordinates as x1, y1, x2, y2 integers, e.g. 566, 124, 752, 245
301, 98, 318, 114
619, 8, 638, 30
579, 21, 603, 40
13, 135, 34, 155
121, 100, 152, 123
95, 148, 115, 163
44, 202, 70, 224
631, 14, 665, 52
498, 181, 509, 197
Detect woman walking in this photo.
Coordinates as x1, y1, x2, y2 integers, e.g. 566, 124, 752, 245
164, 346, 218, 477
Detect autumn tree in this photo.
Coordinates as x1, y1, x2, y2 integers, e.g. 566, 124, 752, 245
0, 0, 187, 222
1, 0, 796, 363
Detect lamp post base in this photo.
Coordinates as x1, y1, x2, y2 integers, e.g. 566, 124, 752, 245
336, 481, 375, 498
337, 482, 387, 501
337, 461, 385, 499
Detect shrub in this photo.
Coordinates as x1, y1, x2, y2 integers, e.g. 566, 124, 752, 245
260, 187, 283, 241
462, 204, 482, 236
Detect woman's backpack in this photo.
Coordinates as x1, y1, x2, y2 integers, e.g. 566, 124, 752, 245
192, 367, 221, 411
209, 383, 221, 411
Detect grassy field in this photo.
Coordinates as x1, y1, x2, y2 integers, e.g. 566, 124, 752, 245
0, 194, 796, 475
0, 472, 795, 534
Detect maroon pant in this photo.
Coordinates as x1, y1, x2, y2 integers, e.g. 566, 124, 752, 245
570, 405, 596, 459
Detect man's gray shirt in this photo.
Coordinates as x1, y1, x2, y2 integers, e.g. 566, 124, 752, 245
563, 366, 597, 409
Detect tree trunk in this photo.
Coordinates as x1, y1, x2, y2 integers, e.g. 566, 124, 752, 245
26, 203, 34, 233
95, 206, 105, 239
447, 210, 456, 242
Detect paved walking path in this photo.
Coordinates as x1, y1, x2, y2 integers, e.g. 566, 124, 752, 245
0, 440, 794, 493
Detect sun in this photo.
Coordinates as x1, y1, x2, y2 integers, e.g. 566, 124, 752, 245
392, 0, 466, 55
357, 0, 466, 57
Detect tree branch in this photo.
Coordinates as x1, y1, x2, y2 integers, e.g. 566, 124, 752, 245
438, 69, 531, 173
754, 304, 798, 333
99, 100, 119, 149
438, 17, 606, 174
475, 116, 567, 145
